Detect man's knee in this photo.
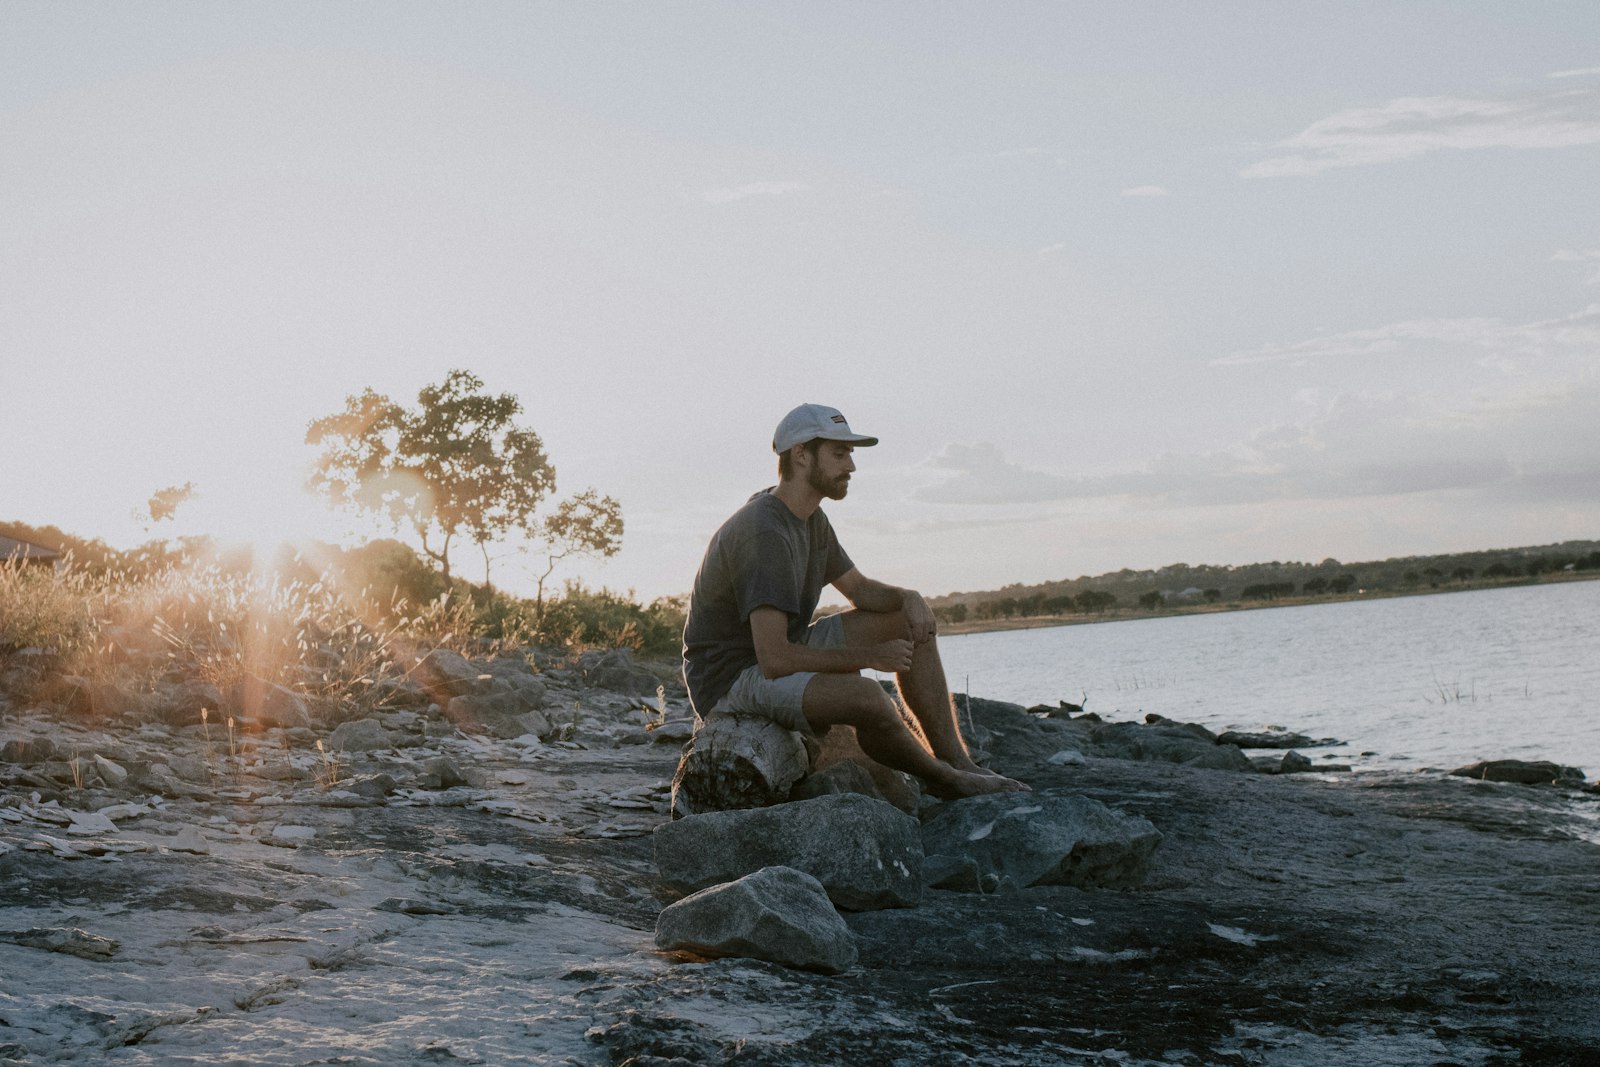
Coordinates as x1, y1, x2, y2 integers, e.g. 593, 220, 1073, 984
804, 675, 900, 730
838, 608, 910, 647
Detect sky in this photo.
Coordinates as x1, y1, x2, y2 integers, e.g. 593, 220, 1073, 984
3, 1, 1598, 603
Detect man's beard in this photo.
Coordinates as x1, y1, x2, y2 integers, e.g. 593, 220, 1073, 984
807, 467, 849, 500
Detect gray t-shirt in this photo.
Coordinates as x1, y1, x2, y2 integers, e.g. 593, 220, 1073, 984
682, 489, 854, 716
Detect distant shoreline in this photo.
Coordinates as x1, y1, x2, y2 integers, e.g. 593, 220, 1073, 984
933, 570, 1600, 638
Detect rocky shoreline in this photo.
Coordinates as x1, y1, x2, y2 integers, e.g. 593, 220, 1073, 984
3, 645, 1599, 1066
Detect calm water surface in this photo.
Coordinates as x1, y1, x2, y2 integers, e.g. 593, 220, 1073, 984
938, 580, 1600, 777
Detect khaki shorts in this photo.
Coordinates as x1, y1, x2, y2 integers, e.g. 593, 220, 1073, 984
708, 613, 847, 733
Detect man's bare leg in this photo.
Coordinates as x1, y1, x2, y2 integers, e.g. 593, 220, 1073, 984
839, 610, 995, 775
801, 673, 1025, 798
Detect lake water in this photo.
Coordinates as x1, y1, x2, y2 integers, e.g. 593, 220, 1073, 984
937, 579, 1600, 778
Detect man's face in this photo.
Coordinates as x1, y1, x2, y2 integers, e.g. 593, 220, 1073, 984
805, 441, 856, 500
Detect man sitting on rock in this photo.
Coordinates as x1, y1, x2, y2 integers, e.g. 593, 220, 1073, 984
682, 403, 1028, 799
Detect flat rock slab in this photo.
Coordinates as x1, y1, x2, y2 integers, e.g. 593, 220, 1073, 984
920, 791, 1162, 892
655, 793, 922, 910
655, 865, 857, 974
1449, 759, 1587, 785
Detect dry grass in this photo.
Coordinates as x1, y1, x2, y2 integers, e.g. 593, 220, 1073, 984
0, 557, 497, 722
0, 559, 99, 656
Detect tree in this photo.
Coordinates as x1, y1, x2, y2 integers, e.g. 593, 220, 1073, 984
1302, 576, 1329, 596
1202, 588, 1222, 603
306, 370, 556, 583
534, 489, 624, 616
145, 482, 198, 525
1329, 574, 1357, 594
1138, 590, 1164, 611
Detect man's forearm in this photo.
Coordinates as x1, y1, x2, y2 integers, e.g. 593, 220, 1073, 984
757, 640, 880, 679
844, 576, 909, 614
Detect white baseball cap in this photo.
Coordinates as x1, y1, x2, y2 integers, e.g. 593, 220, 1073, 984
772, 403, 879, 453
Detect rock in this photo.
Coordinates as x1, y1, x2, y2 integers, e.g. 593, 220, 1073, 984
168, 826, 211, 854
957, 695, 1085, 772
919, 792, 1162, 892
1251, 750, 1319, 774
789, 760, 888, 806
807, 724, 923, 815
647, 718, 696, 745
416, 756, 471, 790
328, 718, 394, 752
0, 927, 120, 960
67, 810, 119, 835
45, 675, 145, 719
91, 755, 128, 786
1142, 713, 1221, 742
411, 649, 486, 700
0, 647, 57, 697
655, 865, 858, 974
446, 690, 553, 739
1448, 760, 1587, 785
269, 824, 317, 846
670, 714, 811, 817
1218, 729, 1319, 749
1086, 721, 1254, 772
237, 677, 311, 728
584, 649, 661, 696
152, 678, 227, 725
369, 675, 431, 708
336, 773, 397, 799
1, 737, 57, 764
654, 793, 922, 911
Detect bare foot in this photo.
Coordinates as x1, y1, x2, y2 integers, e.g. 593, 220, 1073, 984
931, 768, 1031, 798
947, 755, 1007, 778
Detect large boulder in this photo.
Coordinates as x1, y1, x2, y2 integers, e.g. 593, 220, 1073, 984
1449, 760, 1586, 785
151, 678, 227, 726
327, 718, 395, 753
445, 688, 553, 740
920, 792, 1162, 892
236, 677, 311, 728
655, 865, 857, 974
411, 649, 487, 701
583, 649, 661, 696
670, 714, 810, 816
654, 793, 923, 911
958, 695, 1088, 773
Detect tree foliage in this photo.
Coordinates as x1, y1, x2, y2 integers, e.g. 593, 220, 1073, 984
535, 489, 624, 612
306, 370, 557, 582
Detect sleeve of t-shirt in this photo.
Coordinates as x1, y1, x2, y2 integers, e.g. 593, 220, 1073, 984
731, 529, 802, 621
824, 528, 853, 586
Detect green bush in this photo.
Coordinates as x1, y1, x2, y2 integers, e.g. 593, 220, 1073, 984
537, 583, 684, 657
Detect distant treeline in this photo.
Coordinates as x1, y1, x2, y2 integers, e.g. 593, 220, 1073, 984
927, 539, 1600, 624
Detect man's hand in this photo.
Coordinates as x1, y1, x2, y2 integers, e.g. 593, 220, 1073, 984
868, 639, 915, 673
902, 591, 938, 645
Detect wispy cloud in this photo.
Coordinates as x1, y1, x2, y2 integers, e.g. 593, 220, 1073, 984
1549, 67, 1600, 79
1037, 242, 1066, 257
1554, 248, 1600, 284
700, 181, 809, 204
1120, 185, 1170, 198
1242, 83, 1600, 177
917, 384, 1600, 511
916, 442, 1085, 505
1211, 305, 1600, 367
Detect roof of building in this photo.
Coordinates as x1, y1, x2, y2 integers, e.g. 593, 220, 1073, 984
0, 535, 61, 562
